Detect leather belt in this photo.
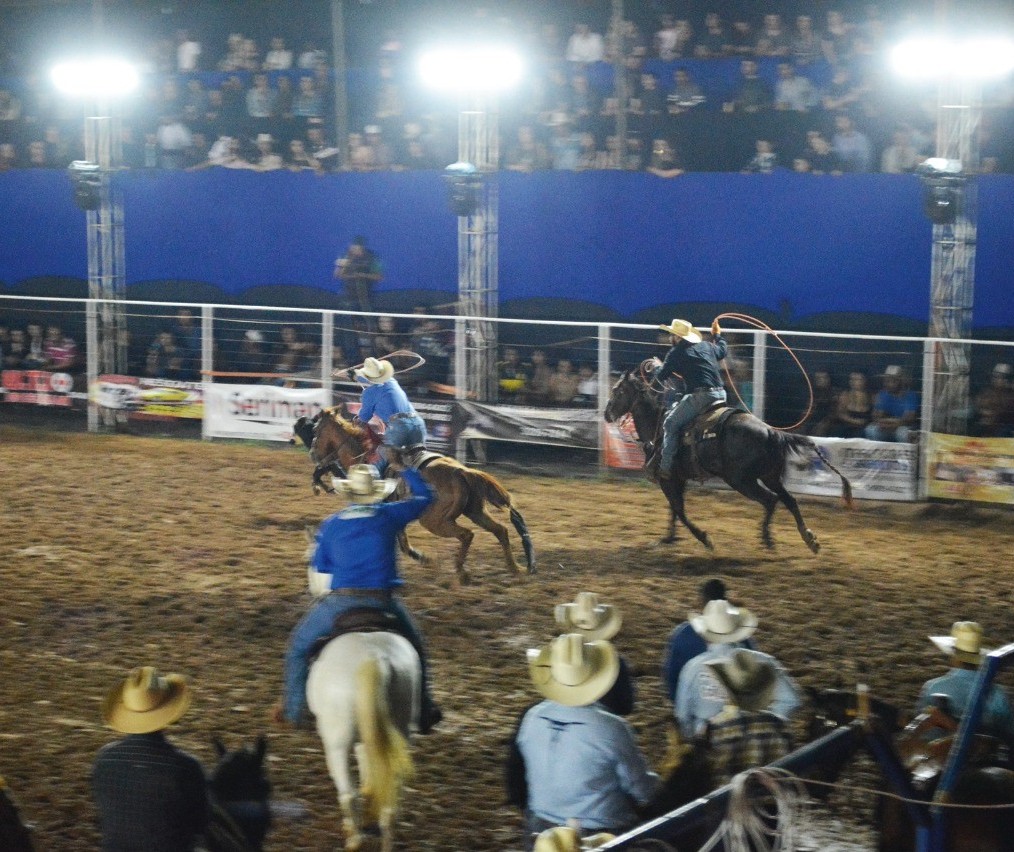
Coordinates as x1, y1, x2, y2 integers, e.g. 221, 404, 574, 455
692, 386, 725, 393
330, 587, 392, 599
388, 412, 415, 422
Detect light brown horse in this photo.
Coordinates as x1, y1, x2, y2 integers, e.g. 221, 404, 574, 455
297, 407, 535, 586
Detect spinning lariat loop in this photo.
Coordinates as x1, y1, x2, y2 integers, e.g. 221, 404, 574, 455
341, 349, 427, 379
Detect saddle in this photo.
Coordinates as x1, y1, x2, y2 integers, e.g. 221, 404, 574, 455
308, 607, 405, 662
397, 446, 443, 470
678, 404, 740, 480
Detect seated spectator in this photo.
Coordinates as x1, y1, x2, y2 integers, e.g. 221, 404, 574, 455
145, 331, 184, 379
742, 139, 779, 174
407, 308, 451, 388
527, 349, 553, 405
505, 125, 550, 172
972, 363, 1014, 437
263, 37, 293, 71
803, 130, 844, 175
822, 9, 855, 67
727, 19, 755, 56
297, 41, 327, 70
273, 326, 310, 375
2, 328, 27, 369
666, 69, 706, 114
293, 75, 324, 125
754, 14, 791, 57
662, 578, 755, 705
42, 325, 80, 372
565, 23, 605, 66
0, 142, 17, 171
233, 329, 270, 376
724, 60, 773, 114
23, 323, 46, 369
548, 358, 581, 405
363, 125, 394, 171
93, 666, 210, 852
917, 622, 1014, 743
246, 74, 276, 134
646, 138, 684, 178
881, 126, 922, 174
790, 15, 822, 66
156, 115, 192, 170
507, 634, 659, 849
653, 14, 681, 61
575, 364, 597, 406
774, 63, 815, 112
371, 315, 403, 358
693, 12, 728, 58
170, 308, 201, 380
805, 370, 838, 436
286, 139, 323, 173
831, 113, 873, 173
865, 365, 919, 442
701, 650, 794, 786
821, 66, 864, 115
252, 134, 284, 171
498, 347, 529, 402
674, 599, 801, 739
24, 140, 52, 168
305, 124, 341, 172
175, 29, 201, 72
833, 370, 873, 437
548, 114, 582, 171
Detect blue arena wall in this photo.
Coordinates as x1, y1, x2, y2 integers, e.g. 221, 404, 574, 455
2, 169, 1013, 328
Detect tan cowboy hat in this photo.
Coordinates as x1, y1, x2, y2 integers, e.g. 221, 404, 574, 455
930, 621, 992, 666
690, 599, 758, 644
334, 464, 397, 503
101, 666, 191, 734
705, 649, 777, 712
527, 633, 620, 707
354, 357, 395, 384
658, 318, 703, 344
533, 826, 617, 852
554, 592, 622, 641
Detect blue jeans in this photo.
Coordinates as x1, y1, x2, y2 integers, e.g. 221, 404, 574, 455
660, 388, 727, 470
864, 422, 912, 443
283, 592, 425, 723
384, 413, 427, 450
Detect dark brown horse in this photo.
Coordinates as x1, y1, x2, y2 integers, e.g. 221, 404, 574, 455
298, 407, 535, 585
604, 369, 852, 552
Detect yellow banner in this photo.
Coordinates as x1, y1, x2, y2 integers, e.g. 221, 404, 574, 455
927, 433, 1014, 504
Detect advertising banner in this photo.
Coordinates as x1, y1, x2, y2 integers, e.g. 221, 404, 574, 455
457, 402, 600, 449
2, 370, 77, 407
927, 433, 1014, 505
603, 419, 647, 470
784, 437, 918, 502
92, 375, 203, 419
203, 383, 328, 441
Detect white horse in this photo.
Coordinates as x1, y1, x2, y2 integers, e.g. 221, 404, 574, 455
305, 566, 422, 852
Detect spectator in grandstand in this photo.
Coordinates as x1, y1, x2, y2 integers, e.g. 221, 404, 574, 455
527, 349, 553, 406
175, 29, 201, 72
335, 236, 383, 317
232, 329, 270, 377
293, 75, 324, 126
504, 125, 550, 172
239, 38, 261, 72
700, 650, 794, 787
865, 365, 919, 442
93, 665, 210, 852
653, 14, 682, 61
407, 308, 451, 389
252, 134, 284, 171
24, 140, 51, 168
694, 12, 729, 58
880, 126, 922, 174
363, 125, 394, 171
917, 622, 1014, 742
40, 325, 79, 372
0, 142, 16, 171
568, 74, 599, 134
972, 363, 1014, 438
575, 364, 597, 407
287, 138, 323, 173
498, 347, 529, 403
821, 66, 865, 116
742, 139, 779, 174
804, 370, 839, 436
170, 309, 201, 380
146, 332, 184, 380
755, 14, 791, 57
801, 130, 844, 175
507, 634, 659, 848
305, 124, 340, 172
371, 315, 403, 359
42, 125, 75, 167
218, 33, 246, 72
156, 114, 192, 170
822, 10, 855, 67
674, 599, 801, 739
646, 138, 684, 178
272, 326, 311, 377
548, 113, 582, 171
632, 72, 665, 140
831, 113, 873, 172
666, 68, 706, 114
774, 63, 816, 112
727, 19, 755, 56
0, 88, 21, 136
565, 23, 605, 66
724, 60, 773, 114
189, 135, 253, 170
297, 41, 328, 70
549, 358, 581, 406
831, 370, 873, 437
246, 74, 277, 136
791, 15, 823, 66
2, 328, 26, 369
263, 37, 293, 71
23, 323, 45, 369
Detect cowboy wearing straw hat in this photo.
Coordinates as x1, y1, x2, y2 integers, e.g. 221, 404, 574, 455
647, 317, 727, 481
92, 666, 211, 851
347, 356, 427, 475
674, 599, 801, 739
274, 462, 443, 733
510, 634, 659, 848
916, 621, 1014, 741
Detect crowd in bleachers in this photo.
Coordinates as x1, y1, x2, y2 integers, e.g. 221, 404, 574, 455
1, 4, 1013, 175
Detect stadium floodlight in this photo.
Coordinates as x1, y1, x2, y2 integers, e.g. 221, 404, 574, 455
418, 46, 523, 92
51, 58, 140, 98
891, 37, 1014, 80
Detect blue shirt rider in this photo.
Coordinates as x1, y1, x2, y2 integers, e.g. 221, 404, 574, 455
349, 357, 427, 474
273, 462, 442, 733
650, 318, 727, 481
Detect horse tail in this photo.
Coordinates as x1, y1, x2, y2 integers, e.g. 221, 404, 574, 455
771, 430, 854, 509
509, 506, 537, 573
463, 468, 513, 509
354, 658, 413, 824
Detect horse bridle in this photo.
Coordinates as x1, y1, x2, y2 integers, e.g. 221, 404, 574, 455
310, 412, 370, 476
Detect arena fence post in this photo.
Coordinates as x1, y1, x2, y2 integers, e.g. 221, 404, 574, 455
918, 338, 937, 500
597, 323, 611, 471
752, 329, 767, 422
322, 310, 333, 401
201, 304, 213, 441
86, 298, 99, 433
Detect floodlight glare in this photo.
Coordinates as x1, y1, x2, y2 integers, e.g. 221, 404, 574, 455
419, 47, 523, 91
51, 59, 140, 98
891, 37, 1014, 79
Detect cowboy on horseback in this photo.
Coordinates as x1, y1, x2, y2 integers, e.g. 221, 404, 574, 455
347, 357, 427, 475
273, 462, 443, 734
647, 318, 727, 481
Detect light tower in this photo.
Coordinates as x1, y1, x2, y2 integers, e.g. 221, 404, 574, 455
420, 46, 522, 403
892, 34, 1014, 433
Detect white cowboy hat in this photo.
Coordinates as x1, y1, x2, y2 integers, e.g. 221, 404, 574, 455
554, 592, 622, 641
354, 357, 395, 384
993, 363, 1011, 376
333, 464, 397, 503
883, 364, 904, 377
690, 599, 758, 644
533, 826, 616, 852
658, 318, 702, 344
930, 621, 991, 666
528, 634, 620, 707
705, 649, 777, 712
101, 666, 191, 734
255, 133, 274, 144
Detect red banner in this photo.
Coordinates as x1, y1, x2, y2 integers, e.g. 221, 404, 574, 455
1, 370, 75, 407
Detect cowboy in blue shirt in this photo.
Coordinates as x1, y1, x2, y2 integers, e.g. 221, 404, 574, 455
649, 318, 727, 481
349, 357, 427, 474
274, 462, 442, 732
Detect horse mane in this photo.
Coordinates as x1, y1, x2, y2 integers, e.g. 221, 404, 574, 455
322, 406, 366, 440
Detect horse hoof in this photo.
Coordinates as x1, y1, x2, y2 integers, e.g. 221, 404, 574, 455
805, 531, 820, 554
660, 535, 677, 544
703, 535, 715, 551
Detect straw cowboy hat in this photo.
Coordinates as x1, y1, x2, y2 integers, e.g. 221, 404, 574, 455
554, 592, 622, 641
101, 666, 191, 734
527, 633, 620, 707
690, 599, 758, 644
930, 621, 992, 666
658, 318, 702, 344
705, 649, 777, 712
533, 826, 616, 852
333, 464, 397, 503
354, 357, 395, 384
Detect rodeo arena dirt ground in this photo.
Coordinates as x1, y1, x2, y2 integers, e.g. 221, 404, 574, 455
1, 424, 1013, 851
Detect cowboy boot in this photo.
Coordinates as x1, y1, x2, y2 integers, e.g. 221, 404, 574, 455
644, 450, 662, 483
